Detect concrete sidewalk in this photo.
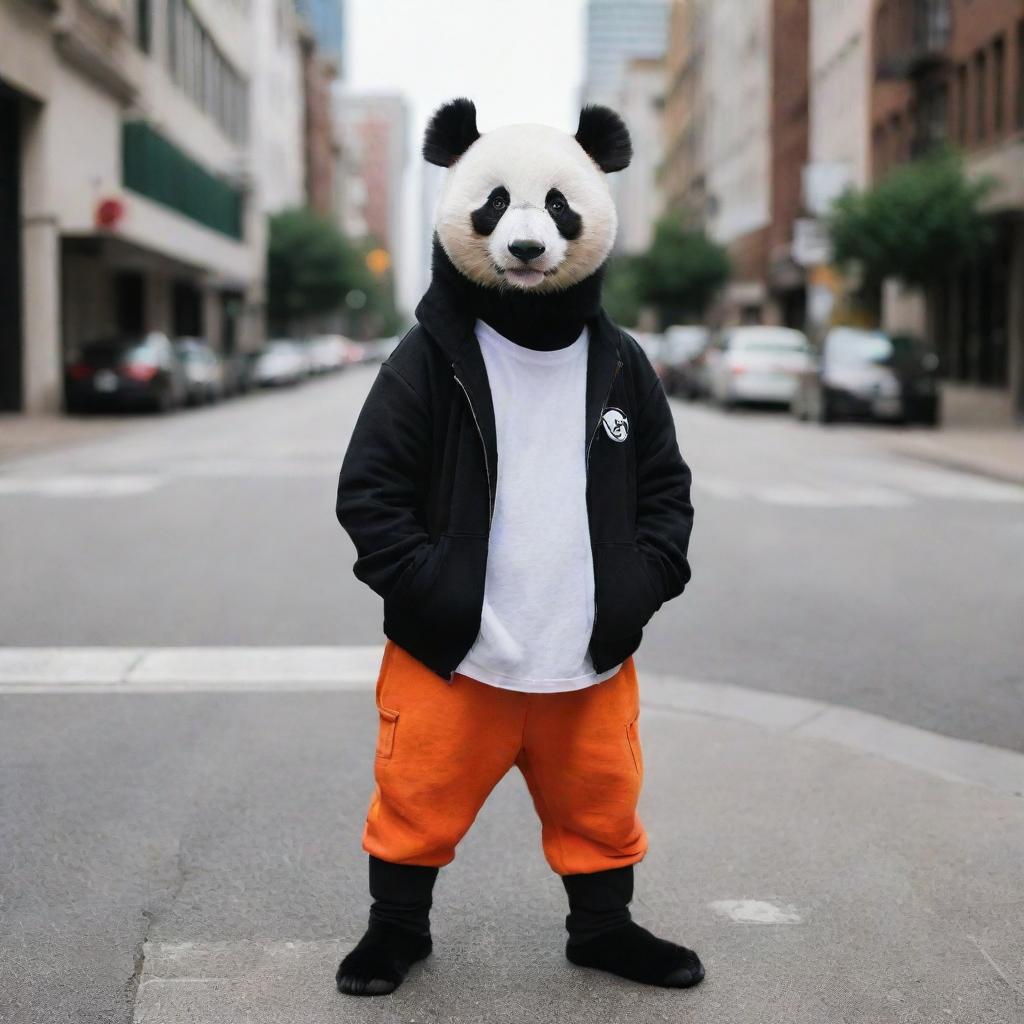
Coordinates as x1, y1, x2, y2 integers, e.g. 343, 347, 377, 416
98, 663, 1024, 1024
0, 412, 133, 464
886, 427, 1024, 487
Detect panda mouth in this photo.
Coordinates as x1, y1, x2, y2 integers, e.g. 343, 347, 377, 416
497, 265, 559, 289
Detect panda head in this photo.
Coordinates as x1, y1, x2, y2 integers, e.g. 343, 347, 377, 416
425, 99, 632, 294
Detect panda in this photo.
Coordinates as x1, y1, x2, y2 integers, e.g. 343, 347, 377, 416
335, 99, 700, 997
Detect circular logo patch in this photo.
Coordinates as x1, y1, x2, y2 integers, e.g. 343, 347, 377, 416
601, 407, 629, 442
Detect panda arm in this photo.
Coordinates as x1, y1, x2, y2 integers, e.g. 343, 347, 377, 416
632, 366, 694, 605
336, 362, 435, 601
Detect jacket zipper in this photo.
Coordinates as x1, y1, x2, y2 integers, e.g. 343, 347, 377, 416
586, 358, 622, 667
453, 373, 494, 526
586, 359, 623, 477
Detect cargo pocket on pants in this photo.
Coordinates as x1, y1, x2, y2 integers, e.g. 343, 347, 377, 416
375, 706, 399, 760
626, 713, 642, 776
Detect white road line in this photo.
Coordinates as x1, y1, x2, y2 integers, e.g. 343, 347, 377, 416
0, 646, 383, 691
709, 900, 802, 924
0, 475, 163, 497
3, 647, 1024, 797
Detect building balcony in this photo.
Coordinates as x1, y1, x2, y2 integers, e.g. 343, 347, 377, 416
122, 121, 244, 240
874, 0, 951, 80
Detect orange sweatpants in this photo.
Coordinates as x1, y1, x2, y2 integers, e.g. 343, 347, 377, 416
362, 640, 648, 876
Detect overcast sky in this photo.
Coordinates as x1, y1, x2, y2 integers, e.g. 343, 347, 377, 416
345, 0, 589, 312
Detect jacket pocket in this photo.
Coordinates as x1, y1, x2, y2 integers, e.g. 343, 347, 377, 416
593, 542, 662, 642
384, 533, 487, 660
375, 705, 399, 760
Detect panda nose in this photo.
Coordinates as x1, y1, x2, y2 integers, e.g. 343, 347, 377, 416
508, 240, 546, 264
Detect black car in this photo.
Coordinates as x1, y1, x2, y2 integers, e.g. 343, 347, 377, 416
65, 333, 188, 414
792, 327, 941, 426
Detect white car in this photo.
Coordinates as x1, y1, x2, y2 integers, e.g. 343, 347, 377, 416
253, 340, 307, 387
705, 326, 812, 408
307, 335, 347, 374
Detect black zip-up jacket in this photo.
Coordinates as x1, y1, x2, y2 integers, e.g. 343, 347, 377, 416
336, 263, 694, 681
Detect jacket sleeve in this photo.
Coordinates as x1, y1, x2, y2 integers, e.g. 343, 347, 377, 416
336, 361, 436, 601
633, 372, 694, 605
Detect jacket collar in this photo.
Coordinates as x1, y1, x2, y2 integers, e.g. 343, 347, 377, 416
414, 239, 624, 503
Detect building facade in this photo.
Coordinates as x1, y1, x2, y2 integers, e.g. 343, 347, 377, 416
704, 0, 773, 321
335, 91, 408, 304
659, 0, 709, 220
767, 0, 811, 327
0, 0, 266, 413
251, 0, 306, 216
870, 0, 1024, 421
616, 56, 666, 254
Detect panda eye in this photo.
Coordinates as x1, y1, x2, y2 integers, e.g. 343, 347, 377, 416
547, 196, 566, 214
489, 195, 507, 212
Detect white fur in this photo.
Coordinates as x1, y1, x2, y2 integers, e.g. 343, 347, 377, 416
435, 123, 618, 293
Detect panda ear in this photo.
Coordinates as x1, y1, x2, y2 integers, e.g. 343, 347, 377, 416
423, 98, 480, 167
575, 105, 632, 173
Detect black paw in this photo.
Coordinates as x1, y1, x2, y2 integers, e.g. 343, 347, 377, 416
566, 921, 705, 988
335, 920, 432, 997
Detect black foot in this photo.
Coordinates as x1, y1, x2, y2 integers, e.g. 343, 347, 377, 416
336, 920, 432, 997
566, 921, 705, 988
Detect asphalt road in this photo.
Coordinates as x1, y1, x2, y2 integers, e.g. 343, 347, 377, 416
2, 367, 1023, 1024
2, 366, 1022, 748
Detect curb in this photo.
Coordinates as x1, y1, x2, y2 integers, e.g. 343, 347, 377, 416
885, 442, 1024, 489
1, 646, 1022, 798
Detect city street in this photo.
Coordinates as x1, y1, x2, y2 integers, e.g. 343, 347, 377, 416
2, 366, 1023, 1023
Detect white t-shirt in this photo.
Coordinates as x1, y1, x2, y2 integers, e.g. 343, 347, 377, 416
454, 319, 621, 693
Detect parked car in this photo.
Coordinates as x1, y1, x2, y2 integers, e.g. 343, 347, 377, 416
252, 340, 308, 387
660, 325, 711, 398
173, 338, 224, 405
705, 326, 812, 409
792, 327, 941, 426
65, 333, 187, 413
307, 335, 347, 374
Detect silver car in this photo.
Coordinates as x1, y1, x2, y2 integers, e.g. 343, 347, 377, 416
705, 326, 812, 408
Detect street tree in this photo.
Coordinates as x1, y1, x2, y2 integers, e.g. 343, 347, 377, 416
828, 150, 994, 314
267, 208, 379, 333
637, 216, 731, 328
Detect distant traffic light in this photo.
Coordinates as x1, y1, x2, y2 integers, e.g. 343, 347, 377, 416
366, 248, 391, 276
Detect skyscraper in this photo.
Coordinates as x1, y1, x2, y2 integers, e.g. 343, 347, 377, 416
295, 0, 345, 69
582, 0, 670, 107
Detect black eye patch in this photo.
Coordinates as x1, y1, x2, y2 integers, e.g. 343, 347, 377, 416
470, 186, 510, 236
545, 189, 582, 241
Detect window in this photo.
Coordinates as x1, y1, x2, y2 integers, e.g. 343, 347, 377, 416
993, 35, 1005, 136
163, 0, 248, 144
975, 50, 987, 142
135, 0, 150, 52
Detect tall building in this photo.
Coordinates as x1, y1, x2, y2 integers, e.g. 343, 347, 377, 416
663, 0, 810, 325
583, 0, 669, 107
869, 0, 1024, 422
251, 0, 307, 215
705, 0, 773, 322
809, 0, 871, 194
0, 0, 266, 413
295, 0, 345, 69
616, 56, 666, 254
335, 92, 409, 303
301, 25, 341, 217
660, 0, 709, 220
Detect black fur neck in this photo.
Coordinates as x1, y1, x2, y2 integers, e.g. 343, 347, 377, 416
427, 239, 604, 351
